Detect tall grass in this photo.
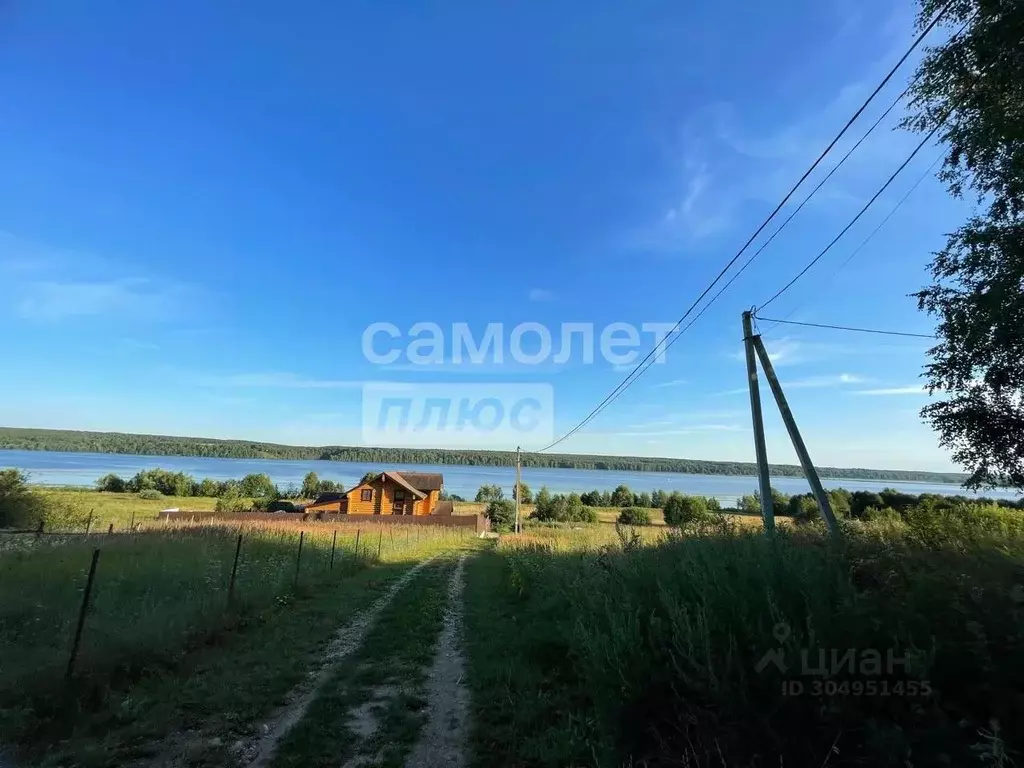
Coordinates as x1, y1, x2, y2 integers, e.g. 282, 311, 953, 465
481, 520, 1024, 766
0, 520, 471, 725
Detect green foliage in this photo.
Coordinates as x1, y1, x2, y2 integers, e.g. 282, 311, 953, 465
137, 489, 164, 501
636, 491, 652, 508
736, 488, 790, 515
651, 489, 667, 508
786, 493, 819, 524
95, 473, 128, 493
617, 507, 651, 526
0, 469, 46, 528
485, 499, 516, 532
301, 471, 320, 499
662, 493, 709, 527
512, 481, 532, 503
851, 490, 884, 519
903, 0, 1024, 489
359, 471, 379, 485
532, 491, 595, 524
610, 484, 633, 507
239, 473, 277, 499
215, 487, 248, 513
196, 478, 222, 497
475, 484, 504, 503
128, 468, 194, 497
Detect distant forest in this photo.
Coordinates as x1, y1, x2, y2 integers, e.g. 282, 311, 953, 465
0, 427, 968, 484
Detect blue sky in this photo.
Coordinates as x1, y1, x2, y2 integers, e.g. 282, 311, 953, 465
0, 0, 969, 471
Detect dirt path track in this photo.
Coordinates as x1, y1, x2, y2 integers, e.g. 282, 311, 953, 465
241, 557, 436, 768
404, 554, 470, 768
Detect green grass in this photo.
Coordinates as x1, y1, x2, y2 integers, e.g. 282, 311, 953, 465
465, 526, 1024, 767
272, 552, 466, 768
36, 488, 219, 529
0, 521, 473, 761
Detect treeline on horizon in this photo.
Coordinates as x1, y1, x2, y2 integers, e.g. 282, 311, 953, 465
0, 426, 969, 485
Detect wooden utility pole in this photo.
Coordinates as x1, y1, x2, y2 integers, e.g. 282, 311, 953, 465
742, 311, 775, 532
752, 335, 840, 536
514, 446, 522, 534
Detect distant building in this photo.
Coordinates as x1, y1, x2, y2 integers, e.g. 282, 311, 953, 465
305, 471, 449, 516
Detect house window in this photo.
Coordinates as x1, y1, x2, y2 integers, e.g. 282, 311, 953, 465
395, 490, 406, 501
360, 489, 373, 502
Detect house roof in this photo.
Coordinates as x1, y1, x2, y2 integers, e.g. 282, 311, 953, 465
394, 472, 443, 491
312, 492, 347, 504
381, 472, 427, 499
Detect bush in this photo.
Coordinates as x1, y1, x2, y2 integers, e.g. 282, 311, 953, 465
215, 489, 247, 514
663, 493, 708, 527
95, 473, 128, 493
128, 468, 194, 497
476, 484, 504, 503
137, 489, 164, 501
239, 473, 277, 499
486, 499, 516, 532
0, 469, 47, 528
532, 492, 595, 524
617, 507, 651, 526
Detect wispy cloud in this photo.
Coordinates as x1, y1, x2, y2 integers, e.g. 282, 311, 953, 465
16, 278, 193, 322
853, 385, 926, 396
528, 288, 554, 302
787, 373, 866, 389
650, 378, 687, 389
197, 372, 365, 389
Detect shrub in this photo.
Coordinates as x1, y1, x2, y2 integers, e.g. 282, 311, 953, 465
486, 499, 516, 532
610, 484, 634, 507
128, 468, 194, 497
476, 484, 504, 503
215, 489, 247, 513
663, 494, 708, 527
239, 473, 277, 499
0, 469, 47, 528
137, 489, 164, 501
617, 507, 651, 526
95, 473, 128, 493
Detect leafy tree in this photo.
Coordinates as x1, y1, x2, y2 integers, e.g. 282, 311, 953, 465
533, 486, 553, 517
617, 507, 651, 526
96, 473, 127, 493
850, 491, 884, 519
512, 481, 533, 503
663, 493, 708, 527
828, 488, 852, 518
651, 489, 667, 508
786, 494, 819, 523
580, 490, 602, 506
903, 0, 1024, 489
239, 473, 277, 499
301, 471, 321, 499
636, 491, 653, 508
880, 488, 920, 513
611, 484, 633, 507
475, 484, 504, 503
737, 488, 790, 515
485, 499, 515, 532
359, 471, 379, 485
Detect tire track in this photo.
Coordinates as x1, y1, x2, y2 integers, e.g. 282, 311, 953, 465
405, 554, 469, 768
240, 556, 436, 768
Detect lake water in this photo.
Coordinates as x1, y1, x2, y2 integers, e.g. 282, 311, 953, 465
2, 449, 1019, 505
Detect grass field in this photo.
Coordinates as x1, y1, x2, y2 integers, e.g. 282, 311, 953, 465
3, 493, 1023, 767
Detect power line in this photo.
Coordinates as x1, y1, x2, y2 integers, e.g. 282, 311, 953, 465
755, 122, 941, 313
754, 316, 937, 339
760, 152, 944, 335
531, 3, 952, 454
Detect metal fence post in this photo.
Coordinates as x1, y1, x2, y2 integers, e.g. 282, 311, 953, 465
85, 509, 94, 536
330, 529, 337, 571
130, 511, 136, 532
355, 528, 361, 558
294, 531, 305, 586
66, 549, 101, 681
227, 534, 243, 607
